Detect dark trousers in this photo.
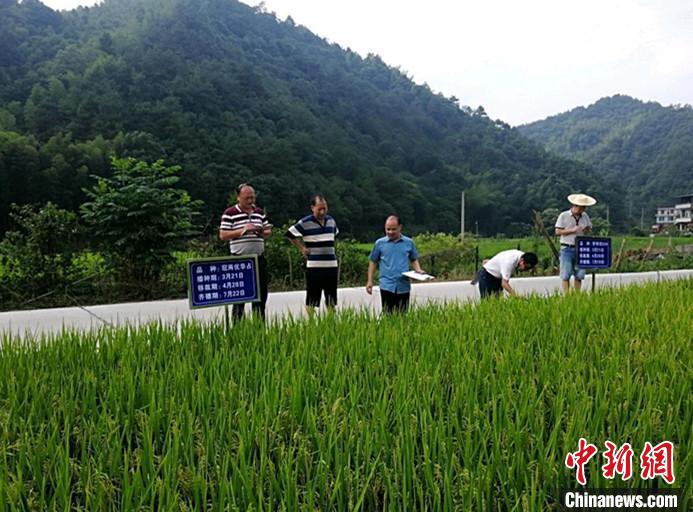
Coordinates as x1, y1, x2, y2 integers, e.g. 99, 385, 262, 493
232, 255, 268, 321
380, 289, 410, 314
305, 267, 338, 307
477, 268, 503, 299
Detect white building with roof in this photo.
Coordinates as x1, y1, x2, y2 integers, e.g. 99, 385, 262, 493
653, 194, 692, 232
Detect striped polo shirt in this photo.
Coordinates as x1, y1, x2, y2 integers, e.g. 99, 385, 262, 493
286, 215, 339, 268
219, 204, 269, 255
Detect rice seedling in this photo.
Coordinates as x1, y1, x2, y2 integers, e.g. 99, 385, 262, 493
0, 280, 690, 510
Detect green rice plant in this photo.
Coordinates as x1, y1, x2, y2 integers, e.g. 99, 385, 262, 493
0, 280, 690, 510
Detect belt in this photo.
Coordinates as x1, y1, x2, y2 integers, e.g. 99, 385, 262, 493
480, 268, 501, 280
561, 243, 575, 247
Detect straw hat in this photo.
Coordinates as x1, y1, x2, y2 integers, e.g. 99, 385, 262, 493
567, 193, 597, 206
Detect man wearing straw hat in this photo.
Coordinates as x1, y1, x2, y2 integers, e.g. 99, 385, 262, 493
555, 193, 597, 292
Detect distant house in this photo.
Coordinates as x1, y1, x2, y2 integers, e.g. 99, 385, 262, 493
653, 194, 693, 232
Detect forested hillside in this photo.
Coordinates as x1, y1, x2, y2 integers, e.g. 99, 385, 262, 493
0, 0, 623, 239
519, 95, 693, 221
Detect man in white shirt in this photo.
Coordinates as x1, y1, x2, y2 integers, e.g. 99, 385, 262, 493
478, 250, 538, 298
555, 194, 596, 292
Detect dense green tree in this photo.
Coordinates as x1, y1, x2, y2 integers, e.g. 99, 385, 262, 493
0, 202, 82, 306
0, 129, 112, 231
80, 157, 202, 288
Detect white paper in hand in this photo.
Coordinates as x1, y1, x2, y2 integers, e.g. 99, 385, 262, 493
402, 271, 434, 281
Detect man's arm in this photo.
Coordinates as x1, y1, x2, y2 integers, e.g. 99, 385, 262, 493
286, 222, 306, 254
555, 212, 582, 236
366, 260, 377, 295
411, 259, 424, 273
555, 225, 585, 236
366, 242, 381, 295
219, 226, 253, 241
501, 279, 516, 296
583, 215, 592, 233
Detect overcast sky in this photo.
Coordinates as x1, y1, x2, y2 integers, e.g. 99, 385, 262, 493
41, 0, 693, 126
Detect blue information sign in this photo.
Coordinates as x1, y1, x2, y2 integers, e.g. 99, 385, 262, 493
576, 236, 612, 269
187, 256, 260, 309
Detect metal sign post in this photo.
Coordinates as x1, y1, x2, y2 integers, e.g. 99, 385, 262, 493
576, 236, 612, 293
187, 255, 261, 332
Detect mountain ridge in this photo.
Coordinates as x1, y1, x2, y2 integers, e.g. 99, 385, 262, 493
0, 0, 624, 236
519, 94, 693, 220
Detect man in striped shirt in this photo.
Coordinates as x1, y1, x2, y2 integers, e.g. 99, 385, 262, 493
219, 183, 272, 321
286, 195, 339, 313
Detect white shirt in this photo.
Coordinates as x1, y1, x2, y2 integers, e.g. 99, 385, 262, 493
555, 210, 592, 246
483, 250, 523, 281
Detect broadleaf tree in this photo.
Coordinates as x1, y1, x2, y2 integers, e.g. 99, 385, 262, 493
80, 157, 202, 291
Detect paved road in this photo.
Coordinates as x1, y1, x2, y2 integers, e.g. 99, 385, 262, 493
1, 270, 691, 339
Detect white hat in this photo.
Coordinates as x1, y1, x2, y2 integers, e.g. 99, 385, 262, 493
567, 193, 597, 206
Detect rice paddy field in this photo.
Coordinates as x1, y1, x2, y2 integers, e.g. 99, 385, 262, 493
475, 235, 693, 262
0, 280, 691, 510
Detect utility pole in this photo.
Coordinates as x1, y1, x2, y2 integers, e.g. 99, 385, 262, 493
606, 205, 610, 234
640, 207, 644, 230
460, 191, 465, 241
475, 220, 479, 237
